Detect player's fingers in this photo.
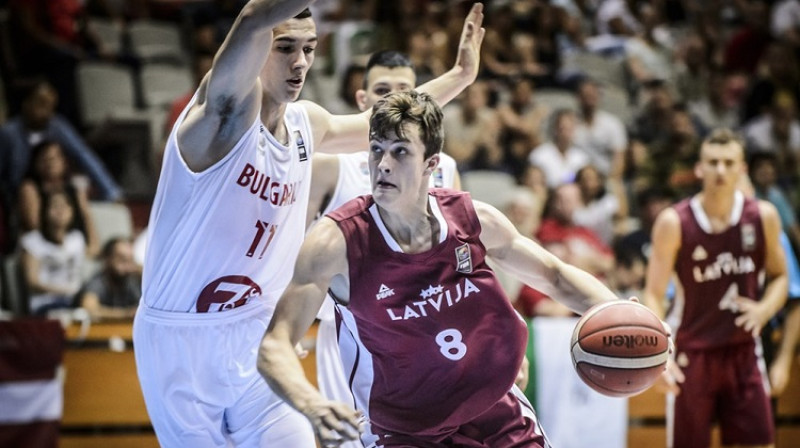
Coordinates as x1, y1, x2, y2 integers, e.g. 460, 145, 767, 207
472, 3, 485, 30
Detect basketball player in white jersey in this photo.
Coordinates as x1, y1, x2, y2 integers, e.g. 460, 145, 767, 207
308, 52, 461, 448
132, 0, 486, 446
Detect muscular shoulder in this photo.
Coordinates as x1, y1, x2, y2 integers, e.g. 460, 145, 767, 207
296, 217, 347, 282
651, 207, 682, 248
756, 199, 782, 235
473, 200, 518, 254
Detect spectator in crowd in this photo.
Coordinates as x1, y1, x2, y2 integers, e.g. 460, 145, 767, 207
20, 190, 88, 315
674, 33, 711, 104
688, 70, 743, 133
608, 244, 647, 299
742, 41, 800, 123
749, 151, 800, 251
723, 0, 772, 76
572, 78, 628, 182
0, 80, 122, 201
743, 91, 800, 192
442, 80, 503, 171
624, 3, 674, 97
528, 108, 589, 188
770, 0, 800, 48
573, 165, 628, 245
7, 0, 116, 124
630, 78, 676, 145
79, 237, 141, 321
616, 186, 675, 263
498, 78, 550, 180
17, 140, 99, 258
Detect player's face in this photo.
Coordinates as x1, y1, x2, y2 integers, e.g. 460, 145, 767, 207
696, 142, 745, 191
357, 66, 416, 111
369, 124, 436, 211
260, 17, 317, 103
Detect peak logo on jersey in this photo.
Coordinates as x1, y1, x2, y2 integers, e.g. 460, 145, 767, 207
376, 284, 395, 300
294, 130, 308, 162
455, 243, 472, 273
387, 278, 481, 321
196, 275, 262, 312
741, 224, 755, 251
236, 163, 301, 206
692, 245, 708, 261
420, 284, 444, 299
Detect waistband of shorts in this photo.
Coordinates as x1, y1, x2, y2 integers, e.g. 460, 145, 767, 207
136, 299, 274, 325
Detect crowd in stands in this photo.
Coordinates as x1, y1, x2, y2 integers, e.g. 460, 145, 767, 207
0, 0, 798, 356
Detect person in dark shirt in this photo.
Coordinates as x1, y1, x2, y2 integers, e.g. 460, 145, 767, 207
79, 237, 141, 321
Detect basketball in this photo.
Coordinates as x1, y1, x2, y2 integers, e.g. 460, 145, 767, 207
570, 301, 669, 397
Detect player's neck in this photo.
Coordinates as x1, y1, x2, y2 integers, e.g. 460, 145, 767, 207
377, 196, 438, 253
260, 98, 289, 145
697, 190, 737, 223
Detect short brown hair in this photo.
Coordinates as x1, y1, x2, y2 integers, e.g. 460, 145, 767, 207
703, 128, 744, 148
369, 91, 443, 159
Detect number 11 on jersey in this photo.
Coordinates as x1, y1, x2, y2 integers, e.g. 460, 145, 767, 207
246, 220, 278, 259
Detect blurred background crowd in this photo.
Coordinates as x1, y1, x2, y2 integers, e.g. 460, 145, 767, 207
0, 0, 799, 327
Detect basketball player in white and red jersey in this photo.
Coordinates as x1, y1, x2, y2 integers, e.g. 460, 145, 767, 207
132, 0, 486, 445
258, 90, 622, 447
643, 128, 788, 448
308, 51, 461, 448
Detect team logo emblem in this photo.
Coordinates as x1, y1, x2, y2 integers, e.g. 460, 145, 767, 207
432, 168, 444, 187
420, 284, 443, 299
455, 243, 472, 273
691, 245, 708, 261
376, 284, 395, 300
741, 224, 755, 251
294, 130, 308, 162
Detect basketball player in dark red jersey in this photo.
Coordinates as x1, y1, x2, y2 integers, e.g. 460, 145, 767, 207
257, 90, 626, 447
643, 128, 788, 448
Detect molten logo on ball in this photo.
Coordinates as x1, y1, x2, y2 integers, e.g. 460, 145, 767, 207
603, 334, 660, 349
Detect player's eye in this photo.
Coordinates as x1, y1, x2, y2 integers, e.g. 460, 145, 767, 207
303, 46, 315, 54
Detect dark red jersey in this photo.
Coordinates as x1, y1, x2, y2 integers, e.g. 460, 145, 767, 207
671, 193, 766, 350
327, 189, 528, 440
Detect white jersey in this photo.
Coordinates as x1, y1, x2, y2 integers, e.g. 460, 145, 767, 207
142, 101, 314, 312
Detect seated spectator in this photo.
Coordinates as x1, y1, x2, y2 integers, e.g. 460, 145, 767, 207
749, 151, 800, 251
616, 186, 675, 262
20, 191, 87, 315
78, 237, 141, 321
572, 165, 628, 245
573, 78, 628, 181
608, 244, 647, 299
722, 0, 772, 76
771, 0, 800, 48
688, 70, 743, 133
528, 109, 589, 188
17, 140, 99, 256
0, 80, 122, 201
623, 3, 674, 97
743, 91, 800, 190
442, 80, 503, 171
497, 78, 550, 179
742, 41, 800, 123
674, 34, 711, 104
629, 78, 675, 145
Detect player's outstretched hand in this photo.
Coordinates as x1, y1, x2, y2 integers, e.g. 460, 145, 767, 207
732, 296, 770, 337
304, 400, 364, 447
454, 3, 486, 83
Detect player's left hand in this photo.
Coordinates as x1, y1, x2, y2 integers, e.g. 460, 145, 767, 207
453, 3, 486, 83
733, 296, 770, 337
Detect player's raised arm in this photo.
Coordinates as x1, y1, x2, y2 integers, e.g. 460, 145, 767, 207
474, 200, 618, 314
642, 208, 682, 320
304, 3, 485, 154
257, 218, 361, 445
178, 0, 313, 171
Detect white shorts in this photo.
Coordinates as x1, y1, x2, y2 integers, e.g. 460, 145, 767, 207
316, 310, 364, 448
133, 300, 314, 447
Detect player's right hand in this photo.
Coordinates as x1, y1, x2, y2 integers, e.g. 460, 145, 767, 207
303, 400, 364, 447
653, 357, 685, 395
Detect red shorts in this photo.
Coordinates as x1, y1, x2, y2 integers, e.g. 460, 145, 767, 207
669, 342, 773, 448
371, 389, 549, 448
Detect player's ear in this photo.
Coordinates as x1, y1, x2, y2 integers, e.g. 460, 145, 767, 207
694, 161, 703, 180
424, 154, 440, 175
355, 90, 369, 112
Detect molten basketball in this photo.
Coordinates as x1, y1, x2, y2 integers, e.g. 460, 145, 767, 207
570, 301, 669, 397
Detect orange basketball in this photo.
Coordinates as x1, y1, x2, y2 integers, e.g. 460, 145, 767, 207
570, 301, 669, 397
